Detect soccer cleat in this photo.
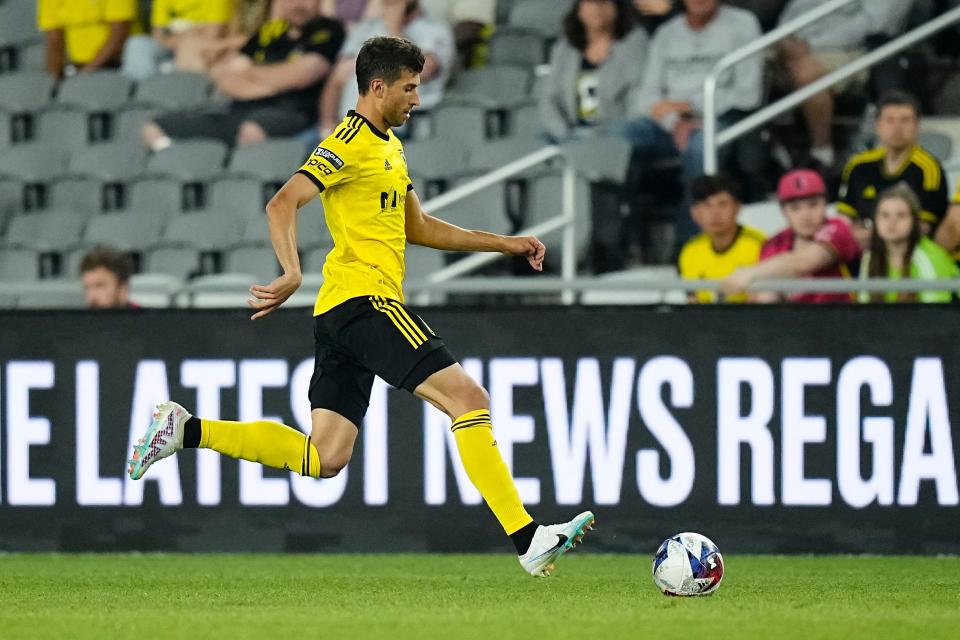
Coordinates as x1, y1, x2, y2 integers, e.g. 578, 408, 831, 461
127, 401, 191, 480
518, 511, 595, 577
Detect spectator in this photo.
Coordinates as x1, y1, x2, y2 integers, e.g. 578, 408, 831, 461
858, 183, 959, 303
722, 169, 861, 303
419, 0, 496, 70
619, 0, 763, 246
121, 0, 233, 79
540, 0, 648, 143
318, 0, 454, 138
142, 0, 345, 149
838, 91, 947, 249
632, 0, 680, 34
38, 0, 137, 78
678, 175, 766, 303
320, 0, 372, 26
80, 247, 138, 309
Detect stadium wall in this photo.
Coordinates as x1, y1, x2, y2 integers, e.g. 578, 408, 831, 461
0, 307, 957, 553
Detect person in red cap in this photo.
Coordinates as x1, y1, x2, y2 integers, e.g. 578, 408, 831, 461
722, 168, 861, 303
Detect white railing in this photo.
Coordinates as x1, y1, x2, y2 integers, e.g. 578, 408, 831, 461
703, 1, 960, 174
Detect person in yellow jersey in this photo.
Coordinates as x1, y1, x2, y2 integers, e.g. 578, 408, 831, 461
678, 175, 766, 303
38, 0, 137, 77
127, 36, 595, 577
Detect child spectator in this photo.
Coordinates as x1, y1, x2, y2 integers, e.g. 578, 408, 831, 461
722, 169, 861, 303
679, 175, 766, 303
38, 0, 137, 77
858, 183, 959, 303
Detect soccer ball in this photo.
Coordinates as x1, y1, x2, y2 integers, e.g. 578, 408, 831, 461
652, 532, 724, 596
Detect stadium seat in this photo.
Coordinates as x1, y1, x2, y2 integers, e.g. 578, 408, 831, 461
404, 138, 469, 182
65, 142, 146, 181
433, 181, 511, 236
562, 135, 634, 184
508, 103, 542, 138
488, 29, 547, 68
226, 138, 307, 183
580, 267, 686, 305
447, 65, 532, 109
3, 209, 88, 250
162, 210, 243, 249
404, 244, 446, 282
301, 246, 330, 272
0, 72, 54, 112
466, 135, 545, 174
284, 272, 324, 307
0, 109, 11, 148
0, 142, 68, 182
15, 282, 86, 309
144, 139, 228, 181
129, 273, 183, 307
113, 107, 158, 147
206, 177, 267, 218
48, 177, 105, 214
508, 0, 574, 38
297, 198, 333, 248
525, 172, 592, 258
430, 105, 489, 144
83, 210, 166, 251
56, 71, 134, 111
35, 108, 91, 152
16, 41, 45, 73
918, 131, 953, 164
224, 244, 281, 283
133, 72, 211, 110
126, 177, 183, 218
0, 247, 39, 281
185, 273, 257, 308
0, 178, 24, 230
143, 246, 201, 281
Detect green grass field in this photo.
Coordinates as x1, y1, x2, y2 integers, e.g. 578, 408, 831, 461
1, 554, 958, 639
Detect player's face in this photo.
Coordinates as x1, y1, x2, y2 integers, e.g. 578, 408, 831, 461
782, 196, 827, 238
578, 0, 617, 31
875, 105, 918, 152
276, 0, 318, 27
82, 267, 129, 309
685, 0, 720, 20
381, 71, 421, 128
692, 191, 739, 237
875, 197, 915, 244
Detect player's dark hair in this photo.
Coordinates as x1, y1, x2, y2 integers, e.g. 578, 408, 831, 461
866, 182, 923, 302
691, 174, 741, 203
80, 246, 133, 284
562, 0, 636, 51
876, 90, 921, 118
356, 36, 425, 95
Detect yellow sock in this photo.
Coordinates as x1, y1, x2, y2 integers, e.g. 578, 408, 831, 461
199, 419, 321, 478
452, 409, 533, 534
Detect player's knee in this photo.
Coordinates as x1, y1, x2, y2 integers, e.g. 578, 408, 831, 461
458, 383, 489, 414
316, 446, 352, 478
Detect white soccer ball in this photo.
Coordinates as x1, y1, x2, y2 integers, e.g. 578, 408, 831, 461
652, 532, 724, 596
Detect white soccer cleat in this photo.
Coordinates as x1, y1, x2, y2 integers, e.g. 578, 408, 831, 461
127, 401, 191, 480
518, 510, 595, 577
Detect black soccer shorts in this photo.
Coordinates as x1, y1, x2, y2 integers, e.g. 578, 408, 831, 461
308, 296, 456, 428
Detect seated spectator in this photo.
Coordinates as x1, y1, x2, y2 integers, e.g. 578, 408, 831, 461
187, 1, 275, 73
318, 0, 454, 138
121, 0, 233, 79
38, 0, 137, 77
838, 91, 947, 249
540, 0, 648, 143
858, 183, 959, 303
619, 0, 763, 247
419, 0, 496, 70
678, 175, 766, 303
142, 0, 345, 149
722, 169, 861, 303
81, 247, 138, 309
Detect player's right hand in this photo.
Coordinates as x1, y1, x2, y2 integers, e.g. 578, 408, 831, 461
248, 272, 302, 320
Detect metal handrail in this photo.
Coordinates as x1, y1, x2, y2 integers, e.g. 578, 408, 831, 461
704, 2, 960, 174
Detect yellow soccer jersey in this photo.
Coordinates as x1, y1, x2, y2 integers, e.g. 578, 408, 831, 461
297, 111, 412, 316
38, 0, 137, 65
152, 0, 233, 30
678, 225, 766, 303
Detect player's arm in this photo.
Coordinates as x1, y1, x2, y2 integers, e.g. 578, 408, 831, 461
404, 188, 545, 271
721, 242, 835, 298
248, 173, 318, 320
212, 53, 328, 99
83, 21, 131, 71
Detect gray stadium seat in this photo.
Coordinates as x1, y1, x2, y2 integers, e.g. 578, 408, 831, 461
302, 246, 330, 272
143, 246, 201, 280
59, 246, 89, 278
133, 72, 211, 110
580, 267, 686, 305
57, 71, 134, 111
508, 0, 574, 37
35, 108, 90, 152
16, 41, 46, 73
66, 142, 146, 181
83, 210, 166, 251
127, 177, 183, 218
15, 282, 86, 309
0, 72, 54, 112
488, 29, 547, 68
404, 138, 469, 181
448, 65, 532, 109
224, 244, 281, 283
145, 139, 228, 181
509, 103, 542, 138
207, 177, 267, 218
226, 138, 307, 183
562, 135, 634, 184
918, 131, 953, 164
0, 109, 11, 148
129, 273, 183, 307
404, 244, 445, 282
434, 181, 511, 236
0, 142, 68, 181
4, 210, 88, 250
162, 211, 242, 249
48, 177, 105, 214
0, 247, 40, 281
113, 107, 157, 146
186, 273, 257, 308
467, 135, 545, 175
430, 105, 489, 144
0, 178, 24, 231
526, 172, 592, 257
297, 198, 333, 248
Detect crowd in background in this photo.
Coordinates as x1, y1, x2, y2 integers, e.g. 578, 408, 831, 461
30, 0, 960, 306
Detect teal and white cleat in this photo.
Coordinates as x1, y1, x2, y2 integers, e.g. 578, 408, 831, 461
518, 511, 595, 577
127, 401, 191, 480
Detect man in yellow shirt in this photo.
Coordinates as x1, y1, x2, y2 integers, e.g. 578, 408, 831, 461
678, 175, 766, 303
38, 0, 136, 76
129, 36, 595, 578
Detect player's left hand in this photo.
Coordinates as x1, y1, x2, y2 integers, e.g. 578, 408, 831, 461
503, 235, 546, 272
248, 272, 302, 320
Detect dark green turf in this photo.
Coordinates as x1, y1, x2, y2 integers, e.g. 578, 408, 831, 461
0, 554, 957, 639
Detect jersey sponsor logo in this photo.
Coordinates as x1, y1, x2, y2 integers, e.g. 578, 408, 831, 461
313, 146, 345, 170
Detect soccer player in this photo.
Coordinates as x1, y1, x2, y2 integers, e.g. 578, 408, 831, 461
128, 36, 594, 576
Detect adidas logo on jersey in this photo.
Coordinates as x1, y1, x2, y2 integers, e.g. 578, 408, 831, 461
384, 159, 393, 170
